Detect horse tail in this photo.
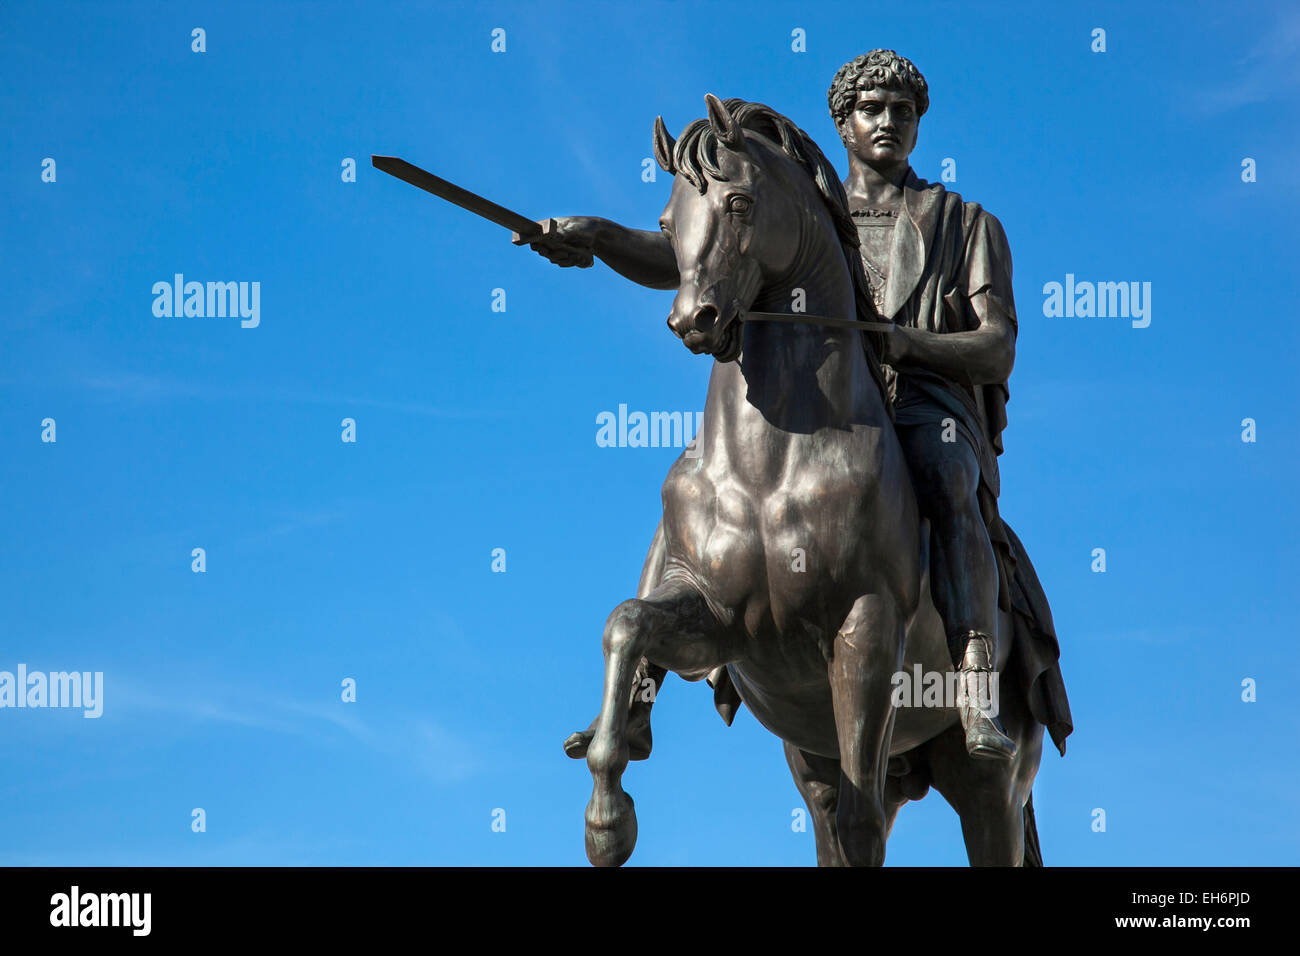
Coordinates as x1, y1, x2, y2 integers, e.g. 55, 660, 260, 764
1022, 792, 1043, 867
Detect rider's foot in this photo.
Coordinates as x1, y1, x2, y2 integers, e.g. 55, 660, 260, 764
563, 704, 653, 761
957, 633, 1017, 761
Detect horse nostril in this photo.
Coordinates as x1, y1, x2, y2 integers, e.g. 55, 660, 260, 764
694, 305, 718, 333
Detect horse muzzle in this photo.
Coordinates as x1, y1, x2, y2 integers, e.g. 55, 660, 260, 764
670, 303, 742, 361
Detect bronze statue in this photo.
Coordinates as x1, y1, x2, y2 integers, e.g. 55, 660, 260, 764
377, 52, 1072, 867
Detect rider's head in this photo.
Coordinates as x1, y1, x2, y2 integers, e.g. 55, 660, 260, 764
828, 50, 927, 171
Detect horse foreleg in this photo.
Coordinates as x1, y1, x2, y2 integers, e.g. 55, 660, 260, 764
828, 591, 906, 867
585, 581, 728, 867
565, 520, 669, 762
564, 657, 663, 761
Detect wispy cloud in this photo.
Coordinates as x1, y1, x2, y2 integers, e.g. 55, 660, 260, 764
1091, 628, 1184, 646
68, 371, 508, 420
0, 830, 373, 867
109, 680, 481, 785
1196, 8, 1300, 112
274, 696, 480, 784
227, 508, 347, 552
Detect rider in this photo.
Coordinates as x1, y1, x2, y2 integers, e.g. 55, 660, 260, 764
523, 50, 1018, 762
827, 50, 1016, 759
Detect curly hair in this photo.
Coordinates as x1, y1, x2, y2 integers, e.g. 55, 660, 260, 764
827, 50, 929, 137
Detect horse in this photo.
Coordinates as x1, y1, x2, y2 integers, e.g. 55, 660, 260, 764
578, 95, 1044, 867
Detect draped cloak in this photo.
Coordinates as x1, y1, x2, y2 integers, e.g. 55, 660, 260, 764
870, 170, 1072, 754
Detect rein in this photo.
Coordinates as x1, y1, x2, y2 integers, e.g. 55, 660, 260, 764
743, 311, 895, 333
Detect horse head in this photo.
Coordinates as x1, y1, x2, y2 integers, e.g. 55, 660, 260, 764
654, 95, 812, 362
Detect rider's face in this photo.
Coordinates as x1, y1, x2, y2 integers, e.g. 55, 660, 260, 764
842, 88, 918, 169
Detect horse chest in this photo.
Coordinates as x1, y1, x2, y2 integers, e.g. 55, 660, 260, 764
662, 437, 879, 621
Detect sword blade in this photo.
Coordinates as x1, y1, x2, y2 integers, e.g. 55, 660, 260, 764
372, 155, 543, 240
743, 311, 895, 333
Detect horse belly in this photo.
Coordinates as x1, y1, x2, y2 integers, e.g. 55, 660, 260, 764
728, 662, 840, 759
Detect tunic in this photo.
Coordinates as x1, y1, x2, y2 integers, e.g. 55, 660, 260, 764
855, 169, 1016, 502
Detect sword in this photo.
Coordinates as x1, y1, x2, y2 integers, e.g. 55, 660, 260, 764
372, 155, 554, 244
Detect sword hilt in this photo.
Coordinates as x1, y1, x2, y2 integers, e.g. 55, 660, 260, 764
511, 218, 558, 246
512, 219, 594, 268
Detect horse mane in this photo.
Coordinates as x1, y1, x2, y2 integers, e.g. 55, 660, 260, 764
668, 99, 890, 397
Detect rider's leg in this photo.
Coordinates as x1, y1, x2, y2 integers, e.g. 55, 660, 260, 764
896, 422, 1015, 760
896, 423, 997, 661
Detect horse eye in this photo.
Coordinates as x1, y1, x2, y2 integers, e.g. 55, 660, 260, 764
728, 195, 752, 214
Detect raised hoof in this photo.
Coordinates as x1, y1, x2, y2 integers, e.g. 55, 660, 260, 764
563, 722, 652, 761
563, 731, 592, 759
585, 791, 638, 867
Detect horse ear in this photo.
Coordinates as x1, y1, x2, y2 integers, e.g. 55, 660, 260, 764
652, 115, 676, 174
704, 93, 745, 151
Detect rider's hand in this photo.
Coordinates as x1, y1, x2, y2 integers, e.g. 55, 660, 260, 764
513, 216, 605, 268
880, 324, 911, 365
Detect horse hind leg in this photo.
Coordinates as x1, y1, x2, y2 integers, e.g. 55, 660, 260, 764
785, 742, 911, 867
928, 689, 1044, 866
784, 742, 847, 866
584, 581, 731, 867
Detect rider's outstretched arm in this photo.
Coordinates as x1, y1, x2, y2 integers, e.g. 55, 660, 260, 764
515, 216, 679, 290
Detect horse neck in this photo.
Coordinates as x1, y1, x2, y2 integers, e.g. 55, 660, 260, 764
719, 199, 877, 426
756, 200, 855, 323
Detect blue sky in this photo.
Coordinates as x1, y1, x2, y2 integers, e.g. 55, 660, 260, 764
2, 0, 1297, 865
